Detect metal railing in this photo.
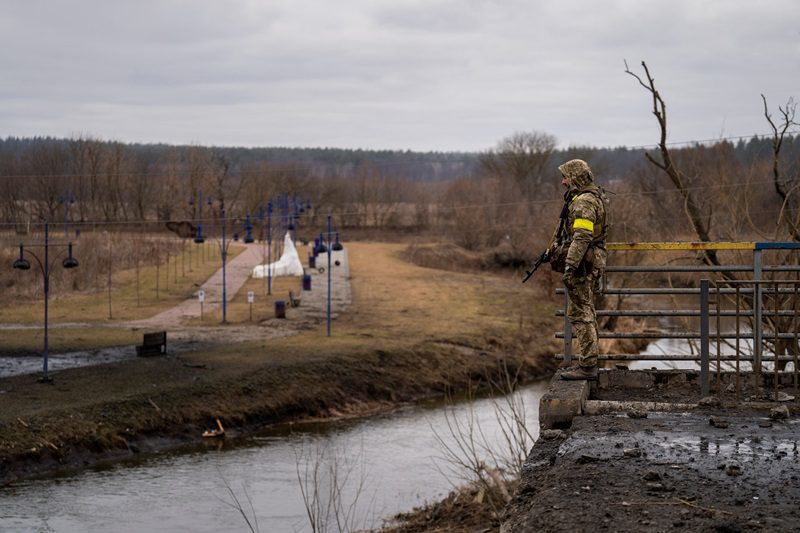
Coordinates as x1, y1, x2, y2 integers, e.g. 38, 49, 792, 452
556, 242, 800, 396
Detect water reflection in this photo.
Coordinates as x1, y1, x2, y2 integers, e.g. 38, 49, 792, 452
631, 337, 796, 372
653, 435, 800, 462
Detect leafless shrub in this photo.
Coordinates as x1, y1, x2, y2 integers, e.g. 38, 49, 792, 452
216, 472, 260, 533
431, 363, 535, 516
294, 437, 373, 533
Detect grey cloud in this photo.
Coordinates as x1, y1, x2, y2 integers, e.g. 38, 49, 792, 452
1, 0, 799, 151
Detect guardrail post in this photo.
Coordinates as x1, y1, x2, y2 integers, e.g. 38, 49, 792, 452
700, 279, 710, 396
753, 249, 763, 383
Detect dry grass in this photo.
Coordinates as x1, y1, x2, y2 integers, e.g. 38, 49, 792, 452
338, 242, 551, 344
381, 480, 513, 533
0, 241, 244, 325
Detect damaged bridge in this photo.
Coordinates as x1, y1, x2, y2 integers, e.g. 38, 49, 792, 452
502, 242, 800, 532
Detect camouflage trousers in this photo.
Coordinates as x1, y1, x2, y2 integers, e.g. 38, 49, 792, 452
566, 274, 599, 367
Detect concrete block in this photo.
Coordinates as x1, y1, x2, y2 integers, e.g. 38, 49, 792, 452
539, 374, 590, 429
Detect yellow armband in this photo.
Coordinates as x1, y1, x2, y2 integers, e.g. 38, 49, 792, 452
573, 218, 594, 232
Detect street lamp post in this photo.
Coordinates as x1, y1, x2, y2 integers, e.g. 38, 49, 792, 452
221, 210, 228, 323
286, 195, 297, 243
189, 193, 213, 244
267, 200, 273, 296
327, 215, 332, 337
257, 204, 268, 295
12, 223, 79, 382
58, 193, 75, 238
193, 206, 252, 324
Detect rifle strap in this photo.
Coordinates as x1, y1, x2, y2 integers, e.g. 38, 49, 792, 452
550, 193, 575, 248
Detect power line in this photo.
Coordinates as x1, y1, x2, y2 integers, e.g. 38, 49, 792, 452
620, 130, 800, 150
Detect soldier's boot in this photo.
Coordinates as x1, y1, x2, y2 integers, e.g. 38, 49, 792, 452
560, 365, 598, 381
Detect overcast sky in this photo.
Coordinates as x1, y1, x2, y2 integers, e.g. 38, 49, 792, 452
1, 0, 798, 152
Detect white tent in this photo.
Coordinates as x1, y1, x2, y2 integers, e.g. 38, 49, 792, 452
252, 232, 304, 278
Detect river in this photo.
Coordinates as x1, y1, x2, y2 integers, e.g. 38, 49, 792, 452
0, 381, 548, 532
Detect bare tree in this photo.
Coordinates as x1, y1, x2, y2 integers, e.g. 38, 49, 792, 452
626, 62, 800, 369
0, 147, 27, 230
441, 177, 504, 250
624, 60, 719, 266
83, 137, 105, 221
156, 148, 184, 221
100, 141, 131, 221
24, 140, 69, 222
68, 135, 104, 222
761, 94, 800, 241
480, 131, 557, 204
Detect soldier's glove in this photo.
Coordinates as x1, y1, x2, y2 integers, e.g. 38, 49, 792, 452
562, 266, 577, 291
592, 269, 603, 294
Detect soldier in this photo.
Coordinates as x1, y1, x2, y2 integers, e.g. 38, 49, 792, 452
549, 159, 609, 380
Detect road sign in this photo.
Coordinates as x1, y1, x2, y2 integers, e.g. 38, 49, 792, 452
198, 290, 205, 302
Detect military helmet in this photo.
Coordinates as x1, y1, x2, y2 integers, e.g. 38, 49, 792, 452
558, 159, 594, 189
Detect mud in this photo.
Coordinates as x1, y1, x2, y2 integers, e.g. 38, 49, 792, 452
503, 411, 800, 532
0, 347, 133, 377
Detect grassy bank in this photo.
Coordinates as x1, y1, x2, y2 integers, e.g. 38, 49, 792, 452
0, 241, 561, 483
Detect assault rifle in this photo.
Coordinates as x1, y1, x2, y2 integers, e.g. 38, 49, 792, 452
521, 250, 550, 283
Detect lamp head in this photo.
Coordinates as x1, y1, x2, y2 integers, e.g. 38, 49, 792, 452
13, 245, 30, 270
62, 243, 79, 269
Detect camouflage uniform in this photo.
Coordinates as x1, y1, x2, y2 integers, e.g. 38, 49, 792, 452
553, 159, 608, 369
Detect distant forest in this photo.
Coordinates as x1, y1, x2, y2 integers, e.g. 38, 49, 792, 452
0, 134, 798, 255
2, 134, 797, 183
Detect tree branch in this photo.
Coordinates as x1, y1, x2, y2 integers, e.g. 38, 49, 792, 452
625, 60, 719, 265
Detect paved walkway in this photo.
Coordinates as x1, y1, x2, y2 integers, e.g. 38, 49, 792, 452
132, 243, 264, 327
296, 249, 352, 321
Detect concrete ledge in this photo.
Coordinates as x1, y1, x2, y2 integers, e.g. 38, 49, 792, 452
584, 399, 698, 415
539, 371, 591, 429
598, 368, 698, 389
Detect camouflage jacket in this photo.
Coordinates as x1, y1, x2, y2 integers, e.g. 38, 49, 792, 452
564, 185, 609, 276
